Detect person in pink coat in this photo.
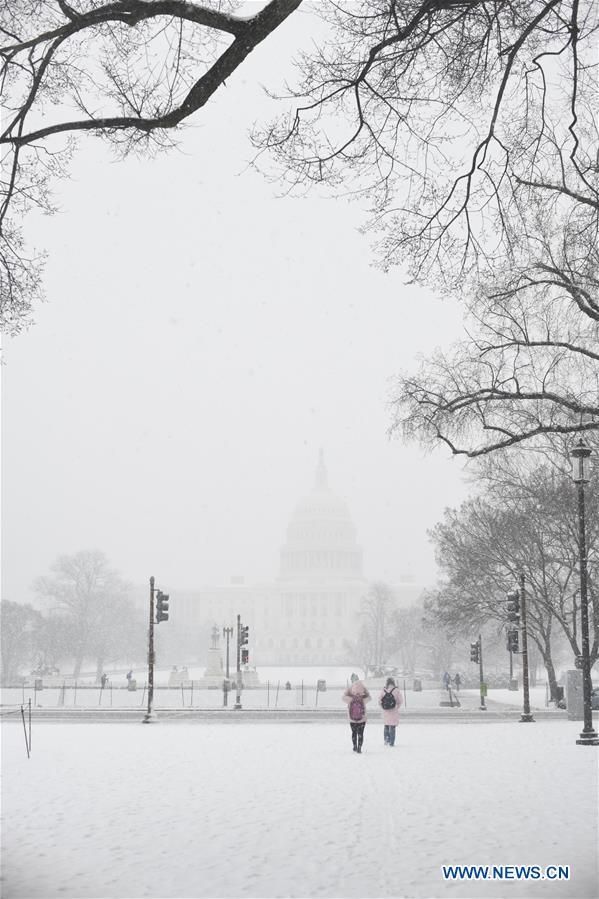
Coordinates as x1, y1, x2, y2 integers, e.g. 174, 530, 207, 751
378, 677, 403, 746
343, 673, 371, 753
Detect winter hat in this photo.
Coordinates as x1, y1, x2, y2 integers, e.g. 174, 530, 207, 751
350, 673, 359, 683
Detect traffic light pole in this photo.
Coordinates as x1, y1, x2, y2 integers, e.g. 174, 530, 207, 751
519, 573, 534, 723
234, 614, 242, 710
143, 576, 156, 724
223, 626, 233, 707
478, 634, 486, 711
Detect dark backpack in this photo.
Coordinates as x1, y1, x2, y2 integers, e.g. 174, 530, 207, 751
381, 689, 397, 710
349, 695, 365, 721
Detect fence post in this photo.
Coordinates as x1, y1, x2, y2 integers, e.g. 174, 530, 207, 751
20, 706, 30, 758
267, 681, 270, 708
181, 683, 185, 707
73, 681, 77, 706
191, 680, 194, 707
275, 680, 280, 708
28, 698, 32, 752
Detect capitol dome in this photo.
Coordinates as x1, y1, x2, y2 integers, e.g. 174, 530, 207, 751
279, 451, 363, 580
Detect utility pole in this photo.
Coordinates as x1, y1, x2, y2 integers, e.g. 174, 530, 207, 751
143, 576, 156, 723
519, 573, 534, 723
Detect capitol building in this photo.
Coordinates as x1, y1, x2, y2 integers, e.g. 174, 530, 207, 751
170, 453, 423, 666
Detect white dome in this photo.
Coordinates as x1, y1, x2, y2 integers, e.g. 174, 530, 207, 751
279, 452, 363, 579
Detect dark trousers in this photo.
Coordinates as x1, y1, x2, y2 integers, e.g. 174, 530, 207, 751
350, 722, 365, 750
384, 724, 396, 746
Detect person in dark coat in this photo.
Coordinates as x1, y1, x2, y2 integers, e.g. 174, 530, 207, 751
379, 677, 403, 746
343, 673, 371, 753
453, 672, 461, 691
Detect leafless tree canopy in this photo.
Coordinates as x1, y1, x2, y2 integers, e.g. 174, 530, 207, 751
0, 0, 302, 333
259, 0, 597, 279
256, 0, 598, 454
391, 206, 599, 455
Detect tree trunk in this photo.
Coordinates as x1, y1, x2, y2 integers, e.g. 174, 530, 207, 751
95, 657, 104, 684
544, 655, 559, 700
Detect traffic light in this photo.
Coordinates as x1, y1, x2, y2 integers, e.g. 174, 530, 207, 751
506, 628, 519, 653
239, 624, 249, 647
470, 641, 480, 663
156, 590, 169, 623
506, 590, 520, 626
241, 649, 249, 665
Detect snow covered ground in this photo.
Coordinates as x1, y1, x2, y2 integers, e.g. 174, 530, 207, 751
2, 719, 597, 898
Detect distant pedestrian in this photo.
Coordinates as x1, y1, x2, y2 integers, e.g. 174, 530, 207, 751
126, 670, 133, 683
453, 672, 461, 692
100, 673, 108, 689
343, 673, 371, 753
379, 677, 403, 747
442, 671, 451, 690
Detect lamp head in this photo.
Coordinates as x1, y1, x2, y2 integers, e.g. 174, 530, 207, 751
570, 437, 592, 483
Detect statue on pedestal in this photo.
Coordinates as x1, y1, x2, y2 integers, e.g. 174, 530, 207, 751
203, 624, 224, 679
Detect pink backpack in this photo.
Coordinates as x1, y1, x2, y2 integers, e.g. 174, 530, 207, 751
349, 695, 365, 721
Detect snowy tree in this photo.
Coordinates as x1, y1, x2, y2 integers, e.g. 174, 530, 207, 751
0, 600, 41, 682
344, 581, 395, 675
258, 0, 598, 450
391, 174, 598, 456
34, 550, 139, 678
425, 456, 598, 697
0, 0, 302, 333
30, 611, 75, 674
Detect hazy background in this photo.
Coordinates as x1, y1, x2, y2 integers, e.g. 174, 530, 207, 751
2, 3, 468, 604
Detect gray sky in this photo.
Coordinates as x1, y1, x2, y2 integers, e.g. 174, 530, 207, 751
2, 3, 469, 603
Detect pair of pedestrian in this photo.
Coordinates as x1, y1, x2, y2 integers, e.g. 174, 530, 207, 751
343, 674, 403, 752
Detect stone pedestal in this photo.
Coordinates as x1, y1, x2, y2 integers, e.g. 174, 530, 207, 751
204, 647, 223, 677
565, 669, 584, 720
195, 647, 224, 687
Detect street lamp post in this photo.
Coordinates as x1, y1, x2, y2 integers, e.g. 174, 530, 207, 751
519, 573, 534, 723
570, 437, 599, 746
223, 626, 233, 707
